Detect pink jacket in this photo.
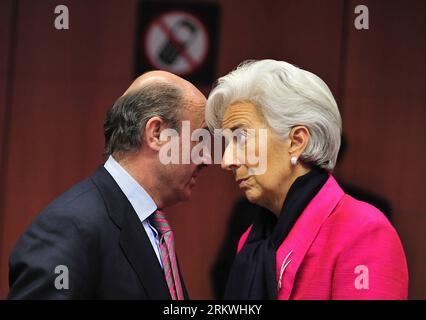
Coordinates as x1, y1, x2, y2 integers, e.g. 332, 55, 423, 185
237, 176, 408, 299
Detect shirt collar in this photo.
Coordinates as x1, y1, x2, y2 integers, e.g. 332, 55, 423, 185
104, 155, 157, 224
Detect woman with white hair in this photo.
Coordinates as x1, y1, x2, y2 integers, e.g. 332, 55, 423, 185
206, 59, 408, 299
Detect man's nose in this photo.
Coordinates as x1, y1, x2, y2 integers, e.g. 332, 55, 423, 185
201, 145, 212, 165
221, 143, 241, 171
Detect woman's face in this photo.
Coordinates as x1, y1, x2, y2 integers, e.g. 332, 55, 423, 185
221, 101, 294, 212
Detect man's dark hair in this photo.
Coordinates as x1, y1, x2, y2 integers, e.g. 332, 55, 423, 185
103, 82, 183, 157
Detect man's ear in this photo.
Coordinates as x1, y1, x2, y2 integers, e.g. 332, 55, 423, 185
288, 125, 310, 156
144, 116, 168, 152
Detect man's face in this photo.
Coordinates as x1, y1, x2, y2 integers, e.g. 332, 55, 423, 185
158, 93, 208, 203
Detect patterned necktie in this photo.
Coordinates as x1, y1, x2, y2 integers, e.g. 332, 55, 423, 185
149, 210, 184, 300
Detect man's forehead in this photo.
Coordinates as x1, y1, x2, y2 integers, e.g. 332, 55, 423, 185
184, 95, 206, 111
182, 104, 205, 124
185, 85, 206, 102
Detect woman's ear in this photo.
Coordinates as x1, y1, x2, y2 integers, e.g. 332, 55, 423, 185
288, 125, 310, 156
144, 116, 167, 152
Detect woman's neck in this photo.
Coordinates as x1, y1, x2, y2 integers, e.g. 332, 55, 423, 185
269, 165, 311, 216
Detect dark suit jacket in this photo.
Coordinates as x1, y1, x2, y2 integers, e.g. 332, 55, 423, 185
8, 167, 188, 299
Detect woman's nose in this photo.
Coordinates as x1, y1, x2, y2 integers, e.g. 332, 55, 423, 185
221, 143, 241, 171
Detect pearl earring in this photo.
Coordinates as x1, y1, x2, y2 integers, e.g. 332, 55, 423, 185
290, 156, 298, 166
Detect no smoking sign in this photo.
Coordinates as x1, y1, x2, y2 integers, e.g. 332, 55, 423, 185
145, 11, 208, 75
136, 1, 220, 84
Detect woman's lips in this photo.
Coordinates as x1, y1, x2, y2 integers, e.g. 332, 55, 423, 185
237, 177, 250, 188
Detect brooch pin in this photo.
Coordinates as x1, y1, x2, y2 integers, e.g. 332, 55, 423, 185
277, 250, 293, 291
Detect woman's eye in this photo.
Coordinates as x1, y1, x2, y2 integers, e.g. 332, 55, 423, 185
236, 131, 247, 144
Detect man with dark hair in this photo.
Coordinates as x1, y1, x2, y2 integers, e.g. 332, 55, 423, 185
8, 71, 207, 299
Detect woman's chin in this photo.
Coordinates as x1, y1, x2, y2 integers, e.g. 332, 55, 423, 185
244, 188, 261, 204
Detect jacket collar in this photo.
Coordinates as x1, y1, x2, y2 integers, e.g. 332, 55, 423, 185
276, 175, 344, 299
103, 155, 158, 224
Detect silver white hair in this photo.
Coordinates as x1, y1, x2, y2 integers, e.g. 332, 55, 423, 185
205, 59, 342, 171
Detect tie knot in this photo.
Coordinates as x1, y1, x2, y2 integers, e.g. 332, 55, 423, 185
149, 210, 171, 235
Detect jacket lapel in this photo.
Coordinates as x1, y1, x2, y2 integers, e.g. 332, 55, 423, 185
91, 167, 171, 299
276, 175, 344, 299
176, 256, 190, 299
119, 203, 172, 299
